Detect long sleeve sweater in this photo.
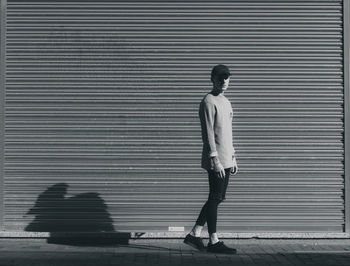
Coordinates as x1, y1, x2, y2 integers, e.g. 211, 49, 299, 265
199, 92, 235, 170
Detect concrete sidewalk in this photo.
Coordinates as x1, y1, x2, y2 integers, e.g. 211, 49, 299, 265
0, 238, 350, 266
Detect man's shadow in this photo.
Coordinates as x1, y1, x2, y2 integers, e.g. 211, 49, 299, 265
25, 183, 132, 246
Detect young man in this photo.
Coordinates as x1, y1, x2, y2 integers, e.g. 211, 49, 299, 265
184, 64, 238, 254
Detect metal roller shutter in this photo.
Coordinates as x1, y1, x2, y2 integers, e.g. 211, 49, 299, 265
4, 0, 344, 233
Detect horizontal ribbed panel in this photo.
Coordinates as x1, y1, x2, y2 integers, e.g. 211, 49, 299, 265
4, 0, 344, 233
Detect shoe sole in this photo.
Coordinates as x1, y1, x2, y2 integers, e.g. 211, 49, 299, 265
183, 239, 205, 251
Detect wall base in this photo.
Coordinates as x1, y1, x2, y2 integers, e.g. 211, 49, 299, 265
0, 231, 349, 239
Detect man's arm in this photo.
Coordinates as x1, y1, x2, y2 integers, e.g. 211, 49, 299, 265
199, 101, 217, 156
199, 101, 225, 178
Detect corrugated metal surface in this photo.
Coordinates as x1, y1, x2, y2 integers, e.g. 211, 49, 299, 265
4, 0, 344, 233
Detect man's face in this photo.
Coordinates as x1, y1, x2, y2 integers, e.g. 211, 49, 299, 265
222, 77, 230, 91
213, 76, 230, 93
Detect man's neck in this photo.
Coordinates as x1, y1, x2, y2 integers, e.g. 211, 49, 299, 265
211, 88, 224, 96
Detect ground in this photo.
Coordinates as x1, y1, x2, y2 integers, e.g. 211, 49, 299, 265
0, 238, 350, 266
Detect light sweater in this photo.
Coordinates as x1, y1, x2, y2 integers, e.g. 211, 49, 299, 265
199, 92, 235, 170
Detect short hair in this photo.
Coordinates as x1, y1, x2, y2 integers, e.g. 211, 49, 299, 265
211, 64, 231, 83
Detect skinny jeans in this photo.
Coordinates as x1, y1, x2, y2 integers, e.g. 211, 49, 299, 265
195, 168, 231, 234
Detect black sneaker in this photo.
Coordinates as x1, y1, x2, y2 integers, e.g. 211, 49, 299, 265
207, 241, 237, 254
183, 233, 205, 251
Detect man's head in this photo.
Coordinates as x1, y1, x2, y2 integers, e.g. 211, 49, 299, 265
211, 64, 231, 92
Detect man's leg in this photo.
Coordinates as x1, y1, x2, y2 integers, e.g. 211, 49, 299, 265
184, 201, 207, 250
189, 201, 208, 237
187, 169, 229, 239
205, 169, 236, 254
206, 197, 222, 244
191, 197, 221, 242
206, 169, 230, 244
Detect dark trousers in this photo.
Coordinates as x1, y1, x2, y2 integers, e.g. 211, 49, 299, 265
195, 168, 231, 234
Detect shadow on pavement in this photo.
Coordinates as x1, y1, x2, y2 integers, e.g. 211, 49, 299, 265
25, 183, 137, 246
116, 243, 178, 252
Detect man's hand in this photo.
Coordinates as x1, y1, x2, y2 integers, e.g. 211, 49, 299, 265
231, 166, 238, 175
210, 157, 225, 179
230, 155, 238, 175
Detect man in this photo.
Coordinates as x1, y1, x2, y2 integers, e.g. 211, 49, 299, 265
184, 64, 238, 254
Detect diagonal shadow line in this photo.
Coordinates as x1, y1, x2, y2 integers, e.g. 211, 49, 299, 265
120, 243, 204, 253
